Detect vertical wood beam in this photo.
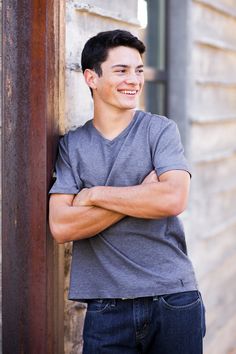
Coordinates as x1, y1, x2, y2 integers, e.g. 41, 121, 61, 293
2, 1, 64, 352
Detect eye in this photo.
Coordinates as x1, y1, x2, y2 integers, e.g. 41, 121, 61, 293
115, 69, 126, 73
136, 69, 144, 74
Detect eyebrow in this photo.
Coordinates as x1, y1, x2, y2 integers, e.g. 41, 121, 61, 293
111, 64, 144, 69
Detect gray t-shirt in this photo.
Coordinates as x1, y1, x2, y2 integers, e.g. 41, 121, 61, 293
50, 110, 198, 300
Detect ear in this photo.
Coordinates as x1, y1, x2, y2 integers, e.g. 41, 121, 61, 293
84, 69, 98, 90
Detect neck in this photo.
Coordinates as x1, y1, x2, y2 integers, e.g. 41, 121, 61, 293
93, 105, 136, 140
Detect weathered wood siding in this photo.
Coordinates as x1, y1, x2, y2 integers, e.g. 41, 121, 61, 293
64, 1, 140, 352
188, 1, 236, 353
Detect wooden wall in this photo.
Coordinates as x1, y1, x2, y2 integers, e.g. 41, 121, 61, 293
187, 1, 236, 353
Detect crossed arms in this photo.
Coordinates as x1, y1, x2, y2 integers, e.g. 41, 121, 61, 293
49, 170, 190, 244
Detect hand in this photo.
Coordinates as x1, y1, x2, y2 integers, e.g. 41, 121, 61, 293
142, 170, 159, 184
73, 188, 93, 207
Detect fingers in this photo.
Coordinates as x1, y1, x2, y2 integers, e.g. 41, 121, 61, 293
72, 193, 80, 206
73, 188, 92, 207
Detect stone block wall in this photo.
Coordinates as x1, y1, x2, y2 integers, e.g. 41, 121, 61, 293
64, 1, 140, 352
65, 0, 140, 131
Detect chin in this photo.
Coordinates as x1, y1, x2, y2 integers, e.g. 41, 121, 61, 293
118, 105, 136, 111
119, 100, 138, 110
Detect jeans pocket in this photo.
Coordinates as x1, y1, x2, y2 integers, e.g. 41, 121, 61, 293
160, 291, 201, 310
86, 299, 115, 314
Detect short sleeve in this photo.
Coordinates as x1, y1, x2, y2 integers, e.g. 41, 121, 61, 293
49, 134, 83, 194
150, 118, 191, 177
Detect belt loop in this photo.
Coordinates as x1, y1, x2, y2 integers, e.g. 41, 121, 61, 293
153, 295, 159, 301
111, 299, 117, 307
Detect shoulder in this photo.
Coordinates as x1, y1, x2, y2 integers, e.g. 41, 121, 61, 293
66, 119, 92, 138
149, 112, 176, 130
138, 110, 176, 131
138, 111, 178, 144
60, 119, 92, 145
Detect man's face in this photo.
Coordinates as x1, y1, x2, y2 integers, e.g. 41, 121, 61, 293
92, 46, 144, 111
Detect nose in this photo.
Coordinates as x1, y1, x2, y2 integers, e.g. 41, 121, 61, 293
125, 72, 140, 85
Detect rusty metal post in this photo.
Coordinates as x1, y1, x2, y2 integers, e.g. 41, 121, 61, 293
2, 1, 64, 353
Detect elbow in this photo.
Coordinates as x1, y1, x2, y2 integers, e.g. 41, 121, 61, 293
49, 219, 93, 243
154, 175, 190, 218
156, 192, 188, 218
164, 181, 189, 217
169, 203, 186, 217
168, 194, 188, 216
49, 221, 70, 244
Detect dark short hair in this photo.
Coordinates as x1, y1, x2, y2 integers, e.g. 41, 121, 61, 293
81, 29, 146, 77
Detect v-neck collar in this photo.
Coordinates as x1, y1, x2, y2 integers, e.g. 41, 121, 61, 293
90, 110, 140, 144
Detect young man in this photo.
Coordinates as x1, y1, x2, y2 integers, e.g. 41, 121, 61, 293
49, 30, 205, 354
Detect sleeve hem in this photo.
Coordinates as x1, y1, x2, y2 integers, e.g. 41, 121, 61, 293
48, 189, 78, 195
156, 166, 192, 178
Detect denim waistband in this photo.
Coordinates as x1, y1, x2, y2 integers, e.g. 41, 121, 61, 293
83, 290, 200, 304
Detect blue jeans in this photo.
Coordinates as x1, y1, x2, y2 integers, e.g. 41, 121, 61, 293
82, 291, 206, 354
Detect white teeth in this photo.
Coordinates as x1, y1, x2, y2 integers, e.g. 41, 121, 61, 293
119, 90, 137, 95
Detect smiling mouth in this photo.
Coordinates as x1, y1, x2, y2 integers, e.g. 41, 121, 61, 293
118, 90, 138, 95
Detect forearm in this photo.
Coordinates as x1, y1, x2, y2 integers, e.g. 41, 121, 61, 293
49, 201, 125, 243
89, 181, 187, 219
90, 184, 168, 218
